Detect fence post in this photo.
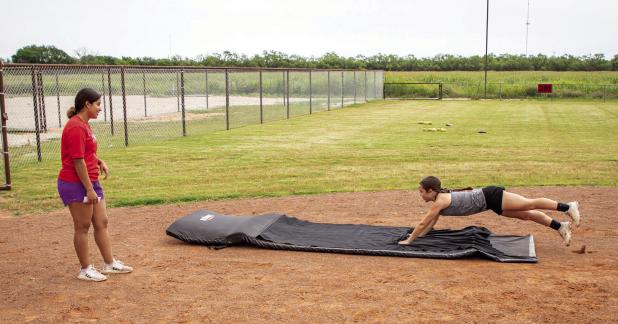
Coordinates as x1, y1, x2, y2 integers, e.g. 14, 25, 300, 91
439, 83, 443, 100
374, 71, 377, 99
364, 71, 367, 102
225, 69, 230, 130
37, 71, 47, 132
286, 70, 290, 119
341, 71, 344, 108
100, 73, 107, 123
35, 71, 42, 131
121, 67, 128, 147
353, 71, 357, 104
603, 85, 606, 103
176, 71, 180, 112
143, 70, 147, 117
181, 69, 186, 136
30, 66, 42, 162
107, 68, 114, 135
309, 70, 312, 115
57, 71, 62, 127
205, 70, 209, 110
0, 61, 12, 189
259, 70, 263, 124
327, 71, 331, 111
282, 71, 286, 108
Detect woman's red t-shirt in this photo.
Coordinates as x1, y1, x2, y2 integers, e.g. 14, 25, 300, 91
58, 115, 99, 182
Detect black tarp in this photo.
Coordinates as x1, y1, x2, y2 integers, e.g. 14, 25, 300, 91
166, 210, 537, 263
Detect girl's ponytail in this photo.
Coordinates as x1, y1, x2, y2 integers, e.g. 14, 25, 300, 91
441, 186, 473, 193
420, 176, 472, 193
66, 106, 77, 118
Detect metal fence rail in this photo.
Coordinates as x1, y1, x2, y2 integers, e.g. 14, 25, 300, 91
0, 63, 385, 189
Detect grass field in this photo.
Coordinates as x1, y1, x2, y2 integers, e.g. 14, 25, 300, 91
385, 71, 618, 99
2, 99, 617, 215
387, 71, 618, 84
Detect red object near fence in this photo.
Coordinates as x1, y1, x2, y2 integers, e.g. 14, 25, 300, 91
537, 83, 553, 93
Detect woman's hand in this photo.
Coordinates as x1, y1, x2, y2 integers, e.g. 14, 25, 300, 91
86, 188, 99, 204
99, 160, 109, 180
398, 235, 413, 245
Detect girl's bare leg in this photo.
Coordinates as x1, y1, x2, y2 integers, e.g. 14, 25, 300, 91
502, 191, 558, 211
501, 210, 552, 227
68, 202, 94, 268
92, 198, 114, 264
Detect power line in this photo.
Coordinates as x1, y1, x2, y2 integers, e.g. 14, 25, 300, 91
525, 0, 531, 56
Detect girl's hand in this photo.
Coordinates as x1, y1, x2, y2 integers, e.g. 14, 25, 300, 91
398, 236, 413, 245
86, 189, 99, 204
99, 160, 109, 180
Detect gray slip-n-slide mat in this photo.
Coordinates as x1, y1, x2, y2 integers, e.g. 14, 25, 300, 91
166, 210, 537, 263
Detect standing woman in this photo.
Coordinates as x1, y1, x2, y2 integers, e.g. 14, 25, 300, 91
399, 176, 581, 246
57, 88, 133, 281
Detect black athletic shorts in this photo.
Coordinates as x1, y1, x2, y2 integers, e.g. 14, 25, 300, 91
482, 186, 505, 215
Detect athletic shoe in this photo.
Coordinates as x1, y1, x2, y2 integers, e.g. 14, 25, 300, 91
558, 222, 572, 246
100, 259, 133, 274
566, 201, 581, 227
77, 265, 107, 282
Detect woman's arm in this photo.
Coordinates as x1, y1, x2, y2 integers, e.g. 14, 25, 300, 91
74, 158, 98, 204
398, 205, 441, 245
98, 158, 109, 180
398, 195, 449, 245
418, 216, 439, 236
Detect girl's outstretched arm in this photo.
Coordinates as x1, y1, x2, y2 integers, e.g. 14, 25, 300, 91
398, 195, 448, 245
418, 216, 439, 236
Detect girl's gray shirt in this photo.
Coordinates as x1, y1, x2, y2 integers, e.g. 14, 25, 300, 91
439, 189, 487, 216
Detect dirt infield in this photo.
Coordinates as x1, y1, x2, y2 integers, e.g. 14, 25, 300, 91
1, 187, 617, 322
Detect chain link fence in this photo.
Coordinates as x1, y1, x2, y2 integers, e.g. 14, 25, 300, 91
0, 64, 384, 189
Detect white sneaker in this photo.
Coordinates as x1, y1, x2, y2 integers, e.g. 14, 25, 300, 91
558, 222, 572, 246
101, 259, 133, 274
77, 265, 108, 282
566, 201, 581, 227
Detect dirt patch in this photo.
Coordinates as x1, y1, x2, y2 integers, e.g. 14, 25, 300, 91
0, 187, 616, 322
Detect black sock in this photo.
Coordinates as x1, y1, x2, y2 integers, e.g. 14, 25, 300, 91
549, 219, 562, 230
557, 202, 569, 212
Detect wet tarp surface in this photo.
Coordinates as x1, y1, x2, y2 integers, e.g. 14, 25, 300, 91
166, 210, 537, 263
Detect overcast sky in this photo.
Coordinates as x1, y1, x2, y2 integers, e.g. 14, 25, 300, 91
2, 0, 617, 60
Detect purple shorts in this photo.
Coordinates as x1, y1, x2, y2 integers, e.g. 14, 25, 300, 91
57, 179, 104, 206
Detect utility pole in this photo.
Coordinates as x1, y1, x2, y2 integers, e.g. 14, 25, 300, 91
525, 0, 531, 56
483, 0, 489, 99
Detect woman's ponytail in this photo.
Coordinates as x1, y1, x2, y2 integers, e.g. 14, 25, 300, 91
441, 186, 473, 193
419, 176, 472, 193
66, 106, 77, 118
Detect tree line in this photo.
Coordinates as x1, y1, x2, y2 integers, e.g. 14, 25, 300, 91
5, 45, 618, 71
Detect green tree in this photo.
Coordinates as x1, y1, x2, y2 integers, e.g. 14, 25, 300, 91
611, 55, 618, 71
80, 55, 119, 65
12, 45, 74, 64
580, 54, 610, 71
